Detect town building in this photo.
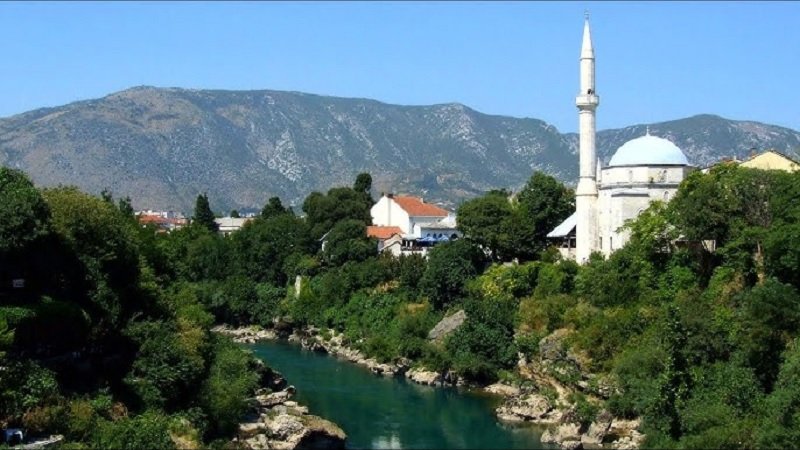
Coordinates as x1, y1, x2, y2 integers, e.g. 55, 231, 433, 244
136, 211, 188, 233
548, 15, 694, 263
370, 194, 461, 256
702, 149, 800, 173
214, 217, 253, 235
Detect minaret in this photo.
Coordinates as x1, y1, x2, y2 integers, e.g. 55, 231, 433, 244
575, 12, 599, 263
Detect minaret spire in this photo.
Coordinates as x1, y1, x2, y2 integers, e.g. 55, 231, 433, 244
575, 14, 600, 264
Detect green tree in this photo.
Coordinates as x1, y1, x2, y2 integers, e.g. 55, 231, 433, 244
456, 191, 517, 262
421, 240, 487, 310
231, 214, 314, 286
517, 171, 575, 253
649, 306, 691, 440
200, 336, 259, 437
322, 219, 375, 266
353, 172, 374, 208
229, 209, 240, 218
43, 187, 144, 339
261, 196, 288, 219
0, 167, 52, 253
193, 193, 218, 233
302, 180, 373, 240
756, 338, 800, 448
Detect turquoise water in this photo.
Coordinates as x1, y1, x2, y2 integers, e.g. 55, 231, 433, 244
249, 340, 551, 449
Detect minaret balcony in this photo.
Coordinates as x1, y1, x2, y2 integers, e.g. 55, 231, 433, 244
575, 94, 600, 107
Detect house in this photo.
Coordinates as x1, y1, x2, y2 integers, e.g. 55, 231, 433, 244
370, 194, 461, 256
701, 150, 800, 174
371, 194, 449, 234
137, 214, 188, 233
367, 225, 404, 255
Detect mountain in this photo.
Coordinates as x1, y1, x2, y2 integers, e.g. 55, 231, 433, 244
1, 86, 798, 213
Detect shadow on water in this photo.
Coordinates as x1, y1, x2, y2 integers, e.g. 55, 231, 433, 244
249, 339, 553, 450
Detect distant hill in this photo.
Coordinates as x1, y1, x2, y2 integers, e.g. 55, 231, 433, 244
1, 86, 798, 212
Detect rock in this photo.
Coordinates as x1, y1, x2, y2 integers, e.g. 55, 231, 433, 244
560, 440, 583, 450
540, 429, 556, 444
608, 418, 644, 450
268, 414, 307, 441
264, 414, 346, 450
581, 409, 613, 445
554, 423, 582, 443
238, 421, 266, 439
538, 329, 573, 362
256, 388, 295, 408
406, 368, 442, 385
428, 310, 466, 342
485, 383, 521, 397
495, 393, 552, 422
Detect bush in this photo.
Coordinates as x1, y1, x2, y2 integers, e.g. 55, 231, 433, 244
199, 336, 259, 438
93, 411, 174, 450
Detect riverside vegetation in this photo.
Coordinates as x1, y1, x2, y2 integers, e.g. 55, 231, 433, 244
3, 164, 800, 449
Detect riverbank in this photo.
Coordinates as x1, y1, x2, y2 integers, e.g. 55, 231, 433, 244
213, 324, 643, 450
230, 358, 346, 450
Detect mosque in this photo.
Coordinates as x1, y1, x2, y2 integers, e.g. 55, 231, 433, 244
547, 15, 695, 263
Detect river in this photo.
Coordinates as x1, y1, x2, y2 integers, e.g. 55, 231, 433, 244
249, 339, 552, 449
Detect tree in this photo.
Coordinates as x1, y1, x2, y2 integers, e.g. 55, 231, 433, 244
261, 196, 287, 219
517, 171, 575, 253
229, 209, 240, 218
302, 185, 372, 240
230, 214, 314, 286
421, 240, 487, 310
193, 194, 218, 233
756, 338, 800, 448
456, 191, 518, 262
322, 219, 375, 266
43, 187, 144, 338
353, 172, 374, 208
0, 168, 52, 253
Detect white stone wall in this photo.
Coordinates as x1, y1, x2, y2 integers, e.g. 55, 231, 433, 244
596, 166, 692, 257
601, 166, 689, 186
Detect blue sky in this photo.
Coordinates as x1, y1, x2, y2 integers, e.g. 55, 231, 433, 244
0, 1, 797, 133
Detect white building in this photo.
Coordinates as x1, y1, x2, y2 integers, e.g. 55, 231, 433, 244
214, 217, 252, 235
371, 194, 450, 235
548, 15, 694, 262
370, 194, 461, 256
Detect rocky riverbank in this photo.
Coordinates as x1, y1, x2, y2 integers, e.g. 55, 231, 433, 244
493, 328, 645, 449
230, 360, 346, 450
214, 324, 644, 449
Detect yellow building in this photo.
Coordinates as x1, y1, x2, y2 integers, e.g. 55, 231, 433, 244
739, 150, 800, 172
702, 150, 800, 174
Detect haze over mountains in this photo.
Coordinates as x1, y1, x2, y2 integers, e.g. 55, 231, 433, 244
1, 86, 798, 213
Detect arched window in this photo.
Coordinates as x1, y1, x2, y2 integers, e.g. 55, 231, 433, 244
663, 191, 669, 201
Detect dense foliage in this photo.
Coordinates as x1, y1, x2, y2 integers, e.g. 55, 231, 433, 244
5, 164, 800, 449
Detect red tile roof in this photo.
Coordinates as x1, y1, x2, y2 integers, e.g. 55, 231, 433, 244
392, 196, 449, 217
367, 226, 403, 240
138, 215, 187, 226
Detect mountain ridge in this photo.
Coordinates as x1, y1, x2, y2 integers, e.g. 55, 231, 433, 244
1, 86, 798, 212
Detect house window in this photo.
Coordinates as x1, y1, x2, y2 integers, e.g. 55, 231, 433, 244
600, 236, 603, 249
610, 236, 614, 250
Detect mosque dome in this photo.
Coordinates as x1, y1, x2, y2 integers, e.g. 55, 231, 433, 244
607, 133, 689, 167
